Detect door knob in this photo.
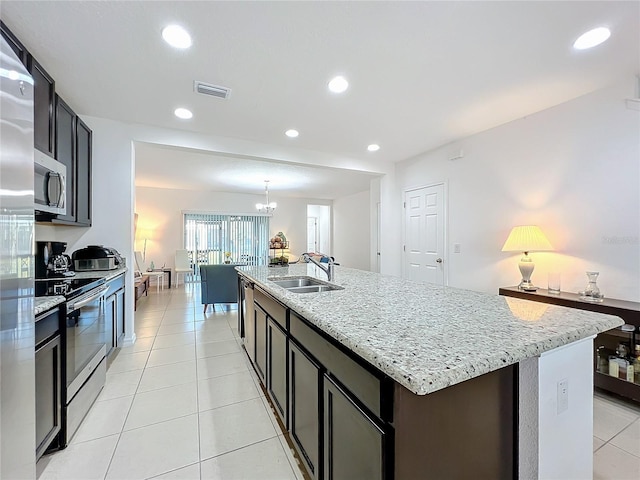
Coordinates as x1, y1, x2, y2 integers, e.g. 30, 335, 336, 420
436, 258, 443, 263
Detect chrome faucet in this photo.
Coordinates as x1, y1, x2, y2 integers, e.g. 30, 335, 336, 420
302, 253, 335, 281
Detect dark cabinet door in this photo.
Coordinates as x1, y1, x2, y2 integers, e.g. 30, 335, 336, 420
28, 56, 55, 156
104, 293, 117, 356
255, 305, 267, 382
243, 283, 255, 361
323, 375, 385, 480
75, 117, 92, 226
267, 318, 287, 426
54, 95, 75, 222
115, 288, 125, 347
289, 341, 321, 479
35, 335, 61, 460
1, 20, 27, 65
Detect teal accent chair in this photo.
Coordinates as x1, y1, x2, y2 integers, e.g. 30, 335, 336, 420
200, 264, 242, 313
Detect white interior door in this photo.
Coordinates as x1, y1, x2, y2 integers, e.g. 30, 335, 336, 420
404, 184, 445, 285
307, 216, 318, 252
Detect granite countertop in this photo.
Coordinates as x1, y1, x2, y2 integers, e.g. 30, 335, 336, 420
35, 296, 65, 316
237, 264, 624, 395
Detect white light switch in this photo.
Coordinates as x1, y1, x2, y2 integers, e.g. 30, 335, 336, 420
557, 379, 569, 414
453, 243, 461, 253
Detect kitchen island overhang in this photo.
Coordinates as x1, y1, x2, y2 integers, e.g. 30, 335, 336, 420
237, 264, 623, 479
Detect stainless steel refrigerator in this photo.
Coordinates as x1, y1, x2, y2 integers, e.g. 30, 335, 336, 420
0, 36, 36, 479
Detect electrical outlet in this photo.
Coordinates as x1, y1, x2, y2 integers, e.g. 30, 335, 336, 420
557, 379, 569, 414
454, 243, 461, 253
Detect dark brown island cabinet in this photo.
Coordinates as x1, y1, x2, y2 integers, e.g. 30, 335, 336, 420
499, 286, 640, 403
239, 279, 516, 480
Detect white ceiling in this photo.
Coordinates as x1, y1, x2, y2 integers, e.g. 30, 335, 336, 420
134, 142, 378, 199
2, 1, 638, 198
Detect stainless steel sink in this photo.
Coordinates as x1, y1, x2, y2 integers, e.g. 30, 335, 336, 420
286, 284, 343, 294
268, 277, 326, 288
268, 276, 343, 293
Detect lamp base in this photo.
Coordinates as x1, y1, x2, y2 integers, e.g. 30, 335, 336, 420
518, 280, 538, 292
517, 253, 537, 291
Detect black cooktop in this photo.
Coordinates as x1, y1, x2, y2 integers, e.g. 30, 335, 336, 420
35, 277, 105, 299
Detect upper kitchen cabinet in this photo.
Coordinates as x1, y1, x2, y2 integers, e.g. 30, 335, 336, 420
54, 95, 75, 223
28, 55, 56, 157
75, 118, 92, 226
1, 20, 27, 65
51, 95, 92, 227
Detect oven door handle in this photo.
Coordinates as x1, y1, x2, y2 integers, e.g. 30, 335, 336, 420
67, 285, 109, 312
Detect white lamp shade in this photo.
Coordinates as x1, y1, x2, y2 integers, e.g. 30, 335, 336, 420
501, 225, 553, 253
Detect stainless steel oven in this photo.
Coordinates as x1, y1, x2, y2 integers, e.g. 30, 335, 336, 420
64, 282, 109, 442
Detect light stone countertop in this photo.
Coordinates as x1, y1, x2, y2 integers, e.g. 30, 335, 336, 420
35, 296, 65, 316
237, 264, 624, 395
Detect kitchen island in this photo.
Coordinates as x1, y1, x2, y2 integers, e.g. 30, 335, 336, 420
237, 264, 623, 480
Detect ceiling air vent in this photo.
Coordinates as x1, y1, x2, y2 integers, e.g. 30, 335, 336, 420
194, 81, 231, 99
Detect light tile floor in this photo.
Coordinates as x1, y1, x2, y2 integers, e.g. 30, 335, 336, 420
36, 284, 640, 479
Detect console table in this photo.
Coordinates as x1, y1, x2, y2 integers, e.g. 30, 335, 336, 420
499, 286, 640, 403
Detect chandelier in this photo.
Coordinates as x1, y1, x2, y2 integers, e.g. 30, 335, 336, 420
256, 180, 277, 214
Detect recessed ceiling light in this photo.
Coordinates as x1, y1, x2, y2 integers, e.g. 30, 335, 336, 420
162, 25, 192, 49
174, 107, 193, 119
285, 129, 299, 138
367, 144, 380, 152
573, 27, 611, 50
328, 75, 349, 93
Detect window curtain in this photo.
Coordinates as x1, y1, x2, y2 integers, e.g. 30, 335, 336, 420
183, 213, 269, 267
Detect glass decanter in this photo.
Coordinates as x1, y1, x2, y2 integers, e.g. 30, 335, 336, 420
579, 271, 605, 302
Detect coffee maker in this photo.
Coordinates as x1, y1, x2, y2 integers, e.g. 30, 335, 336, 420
35, 241, 73, 278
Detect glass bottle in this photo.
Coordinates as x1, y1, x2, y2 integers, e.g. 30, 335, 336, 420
579, 271, 604, 302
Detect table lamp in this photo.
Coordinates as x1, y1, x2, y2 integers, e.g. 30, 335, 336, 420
501, 225, 553, 291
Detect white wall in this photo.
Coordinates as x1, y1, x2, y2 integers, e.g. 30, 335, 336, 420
388, 79, 640, 301
135, 186, 332, 268
333, 190, 371, 270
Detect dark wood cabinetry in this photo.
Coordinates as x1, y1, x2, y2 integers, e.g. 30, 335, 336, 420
248, 286, 390, 480
289, 340, 321, 479
74, 118, 92, 226
54, 96, 75, 222
51, 95, 92, 226
105, 274, 126, 356
28, 55, 56, 157
1, 20, 27, 65
255, 304, 267, 382
324, 375, 385, 480
499, 286, 640, 403
267, 318, 288, 426
35, 307, 62, 460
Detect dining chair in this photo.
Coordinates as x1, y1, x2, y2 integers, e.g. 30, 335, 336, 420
175, 249, 192, 287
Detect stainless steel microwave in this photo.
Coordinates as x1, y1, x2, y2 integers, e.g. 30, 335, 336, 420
34, 149, 66, 215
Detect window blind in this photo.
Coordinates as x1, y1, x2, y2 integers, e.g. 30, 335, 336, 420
183, 213, 269, 266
